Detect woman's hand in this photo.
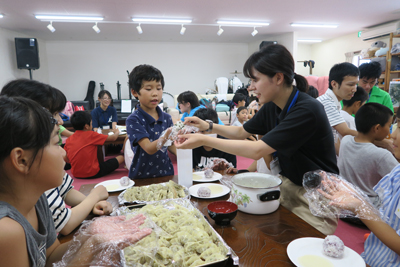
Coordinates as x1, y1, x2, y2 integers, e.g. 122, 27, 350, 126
183, 117, 209, 132
174, 133, 206, 149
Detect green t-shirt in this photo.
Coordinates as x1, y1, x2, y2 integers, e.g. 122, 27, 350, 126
58, 125, 66, 145
340, 86, 394, 114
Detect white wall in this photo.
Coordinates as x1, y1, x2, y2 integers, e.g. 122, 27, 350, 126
0, 27, 49, 87
310, 32, 388, 77
46, 41, 249, 100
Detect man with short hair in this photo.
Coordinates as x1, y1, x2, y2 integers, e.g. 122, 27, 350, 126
358, 61, 394, 112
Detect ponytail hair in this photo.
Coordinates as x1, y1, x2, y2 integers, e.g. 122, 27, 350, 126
243, 44, 308, 93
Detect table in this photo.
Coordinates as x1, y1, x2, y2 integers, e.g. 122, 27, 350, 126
58, 174, 331, 267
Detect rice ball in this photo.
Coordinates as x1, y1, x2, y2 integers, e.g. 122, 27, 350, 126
120, 176, 130, 187
323, 235, 345, 258
204, 168, 214, 178
197, 187, 211, 197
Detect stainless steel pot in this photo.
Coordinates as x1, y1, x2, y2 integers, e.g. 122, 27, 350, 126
230, 172, 282, 215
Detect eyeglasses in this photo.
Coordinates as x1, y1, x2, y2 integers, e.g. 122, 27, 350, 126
101, 97, 111, 101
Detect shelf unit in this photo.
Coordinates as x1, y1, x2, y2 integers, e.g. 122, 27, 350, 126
384, 33, 400, 92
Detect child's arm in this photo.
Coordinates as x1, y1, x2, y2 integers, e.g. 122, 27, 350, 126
105, 129, 120, 142
59, 186, 109, 236
138, 128, 173, 155
112, 121, 117, 129
167, 143, 177, 155
61, 128, 74, 137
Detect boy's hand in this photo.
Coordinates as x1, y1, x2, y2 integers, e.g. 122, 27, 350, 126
92, 200, 113, 215
212, 161, 229, 171
112, 128, 120, 135
226, 167, 238, 174
89, 185, 109, 202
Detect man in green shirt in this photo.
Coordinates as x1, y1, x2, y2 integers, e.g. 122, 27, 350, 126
358, 61, 394, 112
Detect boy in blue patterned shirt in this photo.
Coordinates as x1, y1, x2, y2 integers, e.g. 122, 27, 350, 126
126, 64, 176, 179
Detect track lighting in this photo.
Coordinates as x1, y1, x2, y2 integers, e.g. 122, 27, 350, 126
132, 18, 192, 24
47, 21, 55, 33
180, 25, 186, 35
217, 25, 224, 36
35, 15, 104, 21
251, 27, 258, 36
92, 22, 100, 33
136, 23, 143, 34
217, 20, 269, 26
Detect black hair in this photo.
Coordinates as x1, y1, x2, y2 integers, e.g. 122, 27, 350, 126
0, 96, 56, 175
236, 106, 247, 115
306, 85, 319, 98
243, 44, 308, 92
355, 102, 393, 134
328, 62, 359, 90
177, 91, 200, 109
129, 64, 165, 99
71, 111, 92, 130
342, 86, 368, 107
193, 108, 219, 124
359, 61, 382, 80
232, 93, 246, 105
98, 90, 112, 99
0, 79, 67, 114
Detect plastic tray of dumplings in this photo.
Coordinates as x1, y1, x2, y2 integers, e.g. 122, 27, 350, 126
118, 180, 190, 205
117, 198, 239, 267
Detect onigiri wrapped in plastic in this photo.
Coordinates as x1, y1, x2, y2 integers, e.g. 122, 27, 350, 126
323, 235, 344, 258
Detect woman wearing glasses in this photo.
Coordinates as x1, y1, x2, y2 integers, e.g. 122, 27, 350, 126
91, 90, 118, 132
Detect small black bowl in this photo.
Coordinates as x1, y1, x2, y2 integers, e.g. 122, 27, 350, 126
207, 201, 238, 226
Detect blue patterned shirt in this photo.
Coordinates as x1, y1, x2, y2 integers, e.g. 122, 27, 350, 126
126, 105, 174, 179
362, 163, 400, 266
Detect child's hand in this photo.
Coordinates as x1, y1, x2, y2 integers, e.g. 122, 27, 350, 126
92, 200, 113, 215
90, 185, 109, 202
112, 128, 119, 135
212, 161, 229, 171
226, 167, 238, 174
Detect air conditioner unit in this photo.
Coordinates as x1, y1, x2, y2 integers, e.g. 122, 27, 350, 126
361, 21, 400, 41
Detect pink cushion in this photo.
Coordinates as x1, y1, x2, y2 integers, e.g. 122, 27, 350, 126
305, 76, 329, 96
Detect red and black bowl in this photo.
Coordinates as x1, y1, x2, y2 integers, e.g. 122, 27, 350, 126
207, 201, 238, 226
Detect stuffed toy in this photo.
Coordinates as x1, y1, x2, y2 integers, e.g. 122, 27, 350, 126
391, 43, 400, 54
375, 47, 389, 57
371, 41, 387, 48
367, 47, 379, 57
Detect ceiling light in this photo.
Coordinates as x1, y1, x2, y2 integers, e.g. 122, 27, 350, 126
291, 23, 338, 28
251, 27, 258, 36
217, 25, 224, 36
47, 21, 55, 33
92, 22, 100, 33
180, 25, 186, 35
0, 14, 3, 19
217, 20, 269, 26
136, 23, 143, 34
298, 39, 322, 43
132, 18, 192, 24
35, 15, 104, 21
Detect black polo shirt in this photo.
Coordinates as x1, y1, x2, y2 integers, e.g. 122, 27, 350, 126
244, 87, 338, 186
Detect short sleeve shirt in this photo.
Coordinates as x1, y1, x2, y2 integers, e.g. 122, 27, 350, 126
244, 88, 338, 186
126, 105, 174, 179
367, 86, 394, 113
64, 131, 108, 178
317, 89, 345, 138
91, 106, 118, 129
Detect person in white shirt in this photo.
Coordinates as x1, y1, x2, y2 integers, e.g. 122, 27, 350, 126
340, 86, 368, 135
317, 62, 359, 154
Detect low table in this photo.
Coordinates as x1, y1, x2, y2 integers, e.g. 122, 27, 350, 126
58, 174, 331, 267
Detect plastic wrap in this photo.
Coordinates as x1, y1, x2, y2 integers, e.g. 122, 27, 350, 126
53, 215, 152, 267
303, 170, 383, 221
116, 198, 237, 266
156, 122, 199, 152
118, 180, 189, 204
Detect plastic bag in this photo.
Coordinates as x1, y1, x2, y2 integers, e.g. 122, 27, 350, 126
156, 122, 199, 152
53, 215, 152, 266
302, 170, 383, 221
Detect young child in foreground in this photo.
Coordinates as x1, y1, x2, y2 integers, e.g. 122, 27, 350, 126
338, 103, 397, 208
322, 110, 400, 267
340, 86, 368, 132
0, 79, 112, 235
65, 111, 124, 179
126, 64, 176, 179
0, 96, 150, 266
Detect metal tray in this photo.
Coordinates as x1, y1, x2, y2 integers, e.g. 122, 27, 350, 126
118, 181, 190, 205
117, 198, 239, 266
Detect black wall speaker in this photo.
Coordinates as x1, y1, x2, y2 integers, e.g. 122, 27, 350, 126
259, 41, 278, 50
15, 38, 40, 70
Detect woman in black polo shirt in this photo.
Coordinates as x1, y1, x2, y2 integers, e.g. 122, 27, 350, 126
175, 44, 338, 235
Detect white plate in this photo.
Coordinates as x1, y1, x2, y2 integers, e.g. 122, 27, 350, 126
287, 237, 365, 267
192, 171, 222, 182
189, 183, 230, 199
95, 178, 135, 193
